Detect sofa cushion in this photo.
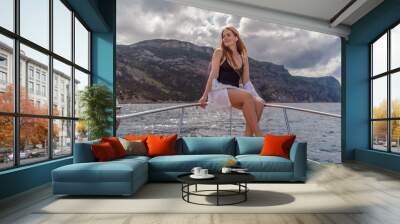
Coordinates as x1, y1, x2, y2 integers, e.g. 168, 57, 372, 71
124, 135, 148, 142
147, 134, 177, 157
52, 159, 147, 183
260, 134, 296, 159
124, 135, 149, 150
115, 155, 150, 163
236, 155, 293, 172
149, 154, 235, 172
91, 142, 118, 161
235, 137, 263, 155
73, 139, 100, 163
101, 137, 127, 158
178, 137, 236, 155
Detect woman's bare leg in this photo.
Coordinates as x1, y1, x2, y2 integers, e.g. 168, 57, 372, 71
244, 124, 252, 136
231, 100, 253, 136
244, 98, 264, 136
227, 89, 263, 137
255, 99, 265, 123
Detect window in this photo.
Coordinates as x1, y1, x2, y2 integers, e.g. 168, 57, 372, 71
28, 81, 34, 94
0, 35, 13, 113
370, 23, 400, 153
0, 55, 7, 67
53, 0, 72, 60
36, 83, 40, 95
74, 69, 89, 118
0, 0, 14, 31
29, 67, 34, 80
35, 70, 41, 81
20, 0, 49, 49
53, 119, 72, 158
41, 73, 46, 83
54, 89, 58, 102
20, 117, 49, 165
20, 44, 49, 117
0, 116, 13, 170
0, 54, 7, 86
0, 71, 6, 85
391, 24, 400, 70
53, 59, 72, 117
75, 17, 89, 70
0, 0, 91, 170
42, 85, 46, 97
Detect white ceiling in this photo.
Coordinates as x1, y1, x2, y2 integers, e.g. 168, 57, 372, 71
167, 0, 384, 38
226, 0, 352, 21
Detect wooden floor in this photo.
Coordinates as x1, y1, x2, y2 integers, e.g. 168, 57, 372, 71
1, 161, 400, 224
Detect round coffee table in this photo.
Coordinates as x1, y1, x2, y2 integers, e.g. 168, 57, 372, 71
177, 172, 255, 206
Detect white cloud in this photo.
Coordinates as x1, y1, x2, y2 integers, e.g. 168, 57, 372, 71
117, 0, 341, 79
289, 55, 341, 81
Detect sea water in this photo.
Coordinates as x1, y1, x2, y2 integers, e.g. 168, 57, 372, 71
117, 103, 341, 163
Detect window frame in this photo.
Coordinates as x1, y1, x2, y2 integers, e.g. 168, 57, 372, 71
369, 20, 400, 154
0, 0, 92, 171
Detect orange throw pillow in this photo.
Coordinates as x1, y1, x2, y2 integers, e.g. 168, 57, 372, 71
91, 142, 117, 161
101, 137, 127, 158
260, 134, 296, 159
124, 135, 148, 142
146, 134, 177, 157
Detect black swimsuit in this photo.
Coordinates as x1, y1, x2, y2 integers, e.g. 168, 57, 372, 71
217, 59, 243, 88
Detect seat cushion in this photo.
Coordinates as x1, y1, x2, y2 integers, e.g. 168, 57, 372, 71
149, 154, 235, 172
178, 137, 236, 155
236, 155, 293, 172
118, 155, 150, 162
52, 159, 147, 183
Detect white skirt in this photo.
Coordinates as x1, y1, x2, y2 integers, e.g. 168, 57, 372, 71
207, 79, 244, 113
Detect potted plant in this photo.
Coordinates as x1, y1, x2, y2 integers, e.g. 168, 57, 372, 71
79, 84, 113, 140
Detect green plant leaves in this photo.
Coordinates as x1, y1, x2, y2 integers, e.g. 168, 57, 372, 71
79, 84, 113, 140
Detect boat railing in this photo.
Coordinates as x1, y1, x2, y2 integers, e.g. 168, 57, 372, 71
116, 103, 341, 136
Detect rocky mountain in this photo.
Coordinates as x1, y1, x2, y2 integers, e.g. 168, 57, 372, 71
116, 39, 340, 103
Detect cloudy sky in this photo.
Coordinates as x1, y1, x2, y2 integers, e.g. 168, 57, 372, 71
117, 0, 341, 81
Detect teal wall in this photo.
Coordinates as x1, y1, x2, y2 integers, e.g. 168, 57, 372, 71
343, 44, 369, 160
91, 0, 116, 136
0, 0, 116, 200
344, 0, 400, 171
0, 158, 72, 199
355, 149, 400, 172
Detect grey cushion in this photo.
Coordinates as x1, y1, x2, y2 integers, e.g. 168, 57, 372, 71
119, 137, 147, 156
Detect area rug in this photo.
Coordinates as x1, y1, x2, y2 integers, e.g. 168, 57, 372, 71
36, 183, 363, 214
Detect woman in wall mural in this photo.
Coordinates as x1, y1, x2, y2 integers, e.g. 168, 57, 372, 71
198, 26, 266, 137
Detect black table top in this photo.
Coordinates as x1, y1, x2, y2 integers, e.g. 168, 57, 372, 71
177, 172, 255, 185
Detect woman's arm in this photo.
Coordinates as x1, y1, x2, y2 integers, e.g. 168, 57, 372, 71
241, 53, 265, 103
241, 53, 250, 85
201, 48, 223, 99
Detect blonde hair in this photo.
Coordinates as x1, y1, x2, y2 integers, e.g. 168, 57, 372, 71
219, 26, 248, 70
